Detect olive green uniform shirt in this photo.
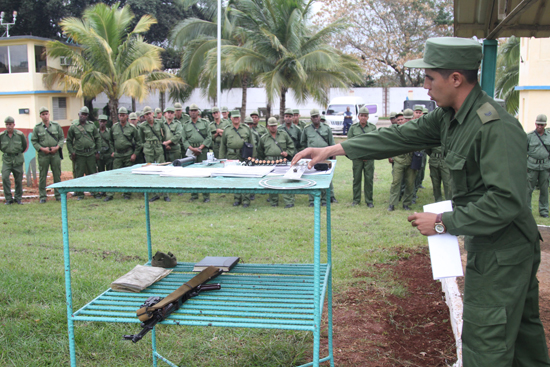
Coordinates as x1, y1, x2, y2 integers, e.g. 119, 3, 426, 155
164, 120, 184, 152
347, 122, 376, 140
257, 130, 295, 160
182, 118, 212, 151
138, 119, 167, 160
110, 122, 142, 157
210, 120, 231, 146
98, 128, 113, 157
0, 129, 27, 165
278, 124, 302, 153
31, 121, 65, 152
219, 124, 256, 160
341, 83, 538, 251
250, 124, 268, 138
67, 121, 100, 156
527, 129, 550, 170
301, 123, 334, 148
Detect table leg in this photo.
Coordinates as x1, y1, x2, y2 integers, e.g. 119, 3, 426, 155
145, 193, 152, 262
62, 193, 77, 366
313, 193, 321, 366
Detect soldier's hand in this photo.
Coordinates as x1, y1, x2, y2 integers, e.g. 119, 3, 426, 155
166, 145, 171, 150
217, 129, 224, 135
95, 153, 100, 160
111, 152, 115, 158
71, 153, 76, 161
130, 154, 136, 162
281, 151, 288, 157
408, 212, 438, 236
388, 158, 394, 163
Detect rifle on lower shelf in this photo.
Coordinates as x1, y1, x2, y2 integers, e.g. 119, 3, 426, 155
123, 266, 222, 343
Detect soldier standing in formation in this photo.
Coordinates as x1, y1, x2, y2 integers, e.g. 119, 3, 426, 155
221, 106, 231, 124
413, 105, 427, 196
138, 106, 170, 202
279, 108, 302, 155
250, 110, 268, 137
67, 106, 100, 200
210, 107, 230, 159
96, 114, 113, 198
347, 107, 376, 207
174, 103, 190, 125
527, 114, 550, 217
183, 104, 212, 202
219, 110, 255, 207
293, 109, 307, 130
155, 108, 163, 120
31, 106, 64, 203
301, 108, 337, 206
162, 107, 184, 162
389, 112, 397, 125
257, 117, 296, 208
0, 116, 27, 205
426, 146, 452, 202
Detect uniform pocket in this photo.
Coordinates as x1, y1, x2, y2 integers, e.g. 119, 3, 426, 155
445, 150, 467, 195
493, 245, 533, 288
463, 304, 507, 353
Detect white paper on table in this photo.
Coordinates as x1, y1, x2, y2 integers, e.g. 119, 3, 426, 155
423, 200, 464, 280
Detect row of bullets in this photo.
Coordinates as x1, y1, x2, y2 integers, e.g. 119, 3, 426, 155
245, 157, 288, 166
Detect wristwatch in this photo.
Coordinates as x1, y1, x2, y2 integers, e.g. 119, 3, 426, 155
434, 213, 446, 234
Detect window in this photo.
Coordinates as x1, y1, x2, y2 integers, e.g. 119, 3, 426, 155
53, 97, 67, 120
35, 45, 47, 73
0, 45, 29, 73
364, 104, 377, 114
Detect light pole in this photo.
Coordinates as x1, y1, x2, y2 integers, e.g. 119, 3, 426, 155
217, 0, 221, 107
0, 11, 17, 37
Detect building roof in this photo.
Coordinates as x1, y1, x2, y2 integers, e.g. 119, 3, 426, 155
454, 0, 550, 39
0, 35, 78, 47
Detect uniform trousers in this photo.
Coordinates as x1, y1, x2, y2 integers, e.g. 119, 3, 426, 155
144, 144, 168, 199
106, 154, 134, 199
527, 168, 549, 216
2, 161, 23, 202
352, 159, 374, 204
189, 148, 209, 201
389, 163, 416, 207
74, 154, 97, 198
38, 152, 62, 201
429, 163, 452, 202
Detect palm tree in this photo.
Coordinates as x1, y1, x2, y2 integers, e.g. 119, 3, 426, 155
495, 36, 520, 115
43, 2, 185, 122
225, 0, 363, 117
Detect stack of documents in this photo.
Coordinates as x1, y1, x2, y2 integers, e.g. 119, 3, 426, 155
111, 265, 172, 293
131, 165, 175, 175
210, 166, 274, 178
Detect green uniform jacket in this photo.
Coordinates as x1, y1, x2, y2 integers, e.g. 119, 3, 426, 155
341, 83, 538, 251
110, 122, 142, 157
278, 124, 302, 152
219, 124, 256, 160
98, 128, 113, 158
301, 123, 334, 148
31, 121, 65, 151
251, 124, 268, 138
67, 121, 100, 156
257, 130, 295, 160
164, 120, 184, 151
175, 114, 191, 125
426, 146, 445, 168
182, 118, 212, 150
526, 129, 550, 170
347, 122, 376, 141
0, 129, 27, 165
138, 119, 167, 156
210, 120, 231, 146
297, 120, 308, 130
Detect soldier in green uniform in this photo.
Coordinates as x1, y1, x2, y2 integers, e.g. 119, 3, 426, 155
425, 146, 452, 202
210, 107, 231, 159
95, 115, 113, 198
388, 113, 416, 211
31, 106, 64, 203
347, 107, 376, 207
221, 106, 231, 125
174, 103, 190, 125
104, 107, 142, 201
129, 112, 145, 164
413, 105, 428, 195
293, 37, 550, 367
67, 106, 100, 200
0, 116, 27, 204
138, 106, 170, 202
219, 110, 256, 207
138, 111, 146, 124
245, 116, 260, 148
182, 104, 212, 202
301, 108, 337, 206
162, 107, 184, 162
155, 108, 162, 120
258, 117, 295, 208
293, 109, 307, 130
279, 108, 302, 155
527, 114, 550, 217
250, 110, 268, 137
389, 111, 397, 125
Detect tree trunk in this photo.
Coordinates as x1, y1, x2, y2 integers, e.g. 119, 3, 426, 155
279, 87, 287, 122
108, 98, 119, 124
132, 98, 136, 113
266, 102, 271, 121
241, 74, 248, 118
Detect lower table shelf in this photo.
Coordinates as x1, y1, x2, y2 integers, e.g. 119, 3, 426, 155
73, 262, 331, 332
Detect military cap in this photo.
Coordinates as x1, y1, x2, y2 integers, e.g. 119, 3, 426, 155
138, 111, 144, 117
4, 116, 14, 124
189, 103, 199, 111
310, 108, 320, 117
154, 108, 162, 113
164, 107, 175, 113
389, 111, 397, 118
395, 111, 404, 117
250, 110, 259, 116
143, 106, 153, 114
212, 107, 220, 113
293, 109, 300, 114
358, 106, 370, 114
422, 107, 429, 114
129, 112, 138, 119
536, 114, 547, 124
231, 110, 241, 118
98, 115, 108, 121
118, 106, 128, 114
39, 106, 49, 114
405, 37, 482, 70
413, 105, 424, 111
403, 108, 414, 119
221, 106, 229, 112
174, 103, 183, 111
244, 116, 253, 123
320, 115, 326, 121
267, 117, 278, 126
79, 106, 89, 114
284, 108, 294, 116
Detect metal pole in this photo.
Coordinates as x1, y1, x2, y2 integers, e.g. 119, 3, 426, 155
481, 39, 498, 98
217, 0, 222, 106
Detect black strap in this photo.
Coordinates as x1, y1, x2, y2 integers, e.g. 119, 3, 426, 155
147, 123, 162, 142
358, 125, 366, 134
283, 126, 299, 148
76, 124, 94, 142
191, 121, 207, 140
44, 125, 59, 142
100, 130, 110, 147
119, 124, 135, 149
233, 127, 246, 142
313, 126, 329, 145
535, 133, 550, 156
270, 135, 284, 153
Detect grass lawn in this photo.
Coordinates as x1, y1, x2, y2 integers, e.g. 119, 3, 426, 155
1, 141, 548, 366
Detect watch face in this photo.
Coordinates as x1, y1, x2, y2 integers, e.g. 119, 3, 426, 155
435, 224, 445, 234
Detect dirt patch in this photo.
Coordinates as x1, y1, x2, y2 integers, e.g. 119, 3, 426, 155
0, 171, 74, 202
321, 249, 456, 366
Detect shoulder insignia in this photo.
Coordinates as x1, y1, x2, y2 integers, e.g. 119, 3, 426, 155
476, 102, 500, 124
15, 130, 24, 135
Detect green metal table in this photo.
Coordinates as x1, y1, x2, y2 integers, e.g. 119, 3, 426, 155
50, 163, 335, 367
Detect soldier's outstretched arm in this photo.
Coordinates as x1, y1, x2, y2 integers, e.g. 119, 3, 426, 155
291, 145, 345, 169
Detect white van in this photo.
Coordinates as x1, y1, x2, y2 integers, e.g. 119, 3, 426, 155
323, 96, 379, 134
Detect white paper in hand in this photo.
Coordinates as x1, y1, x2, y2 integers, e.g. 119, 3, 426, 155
423, 200, 464, 280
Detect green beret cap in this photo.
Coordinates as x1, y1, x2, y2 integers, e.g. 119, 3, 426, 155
164, 107, 175, 113
389, 112, 397, 118
230, 110, 240, 118
358, 106, 370, 114
403, 109, 414, 118
189, 104, 200, 111
221, 106, 228, 112
395, 111, 404, 117
284, 108, 294, 115
405, 37, 482, 70
292, 109, 300, 114
174, 103, 183, 111
250, 110, 259, 116
154, 108, 162, 113
267, 117, 278, 126
310, 108, 320, 117
536, 114, 547, 124
4, 116, 14, 124
79, 106, 89, 114
244, 116, 253, 123
39, 106, 49, 114
422, 107, 429, 114
143, 106, 153, 114
98, 115, 108, 121
129, 112, 138, 119
413, 105, 424, 111
118, 107, 128, 114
